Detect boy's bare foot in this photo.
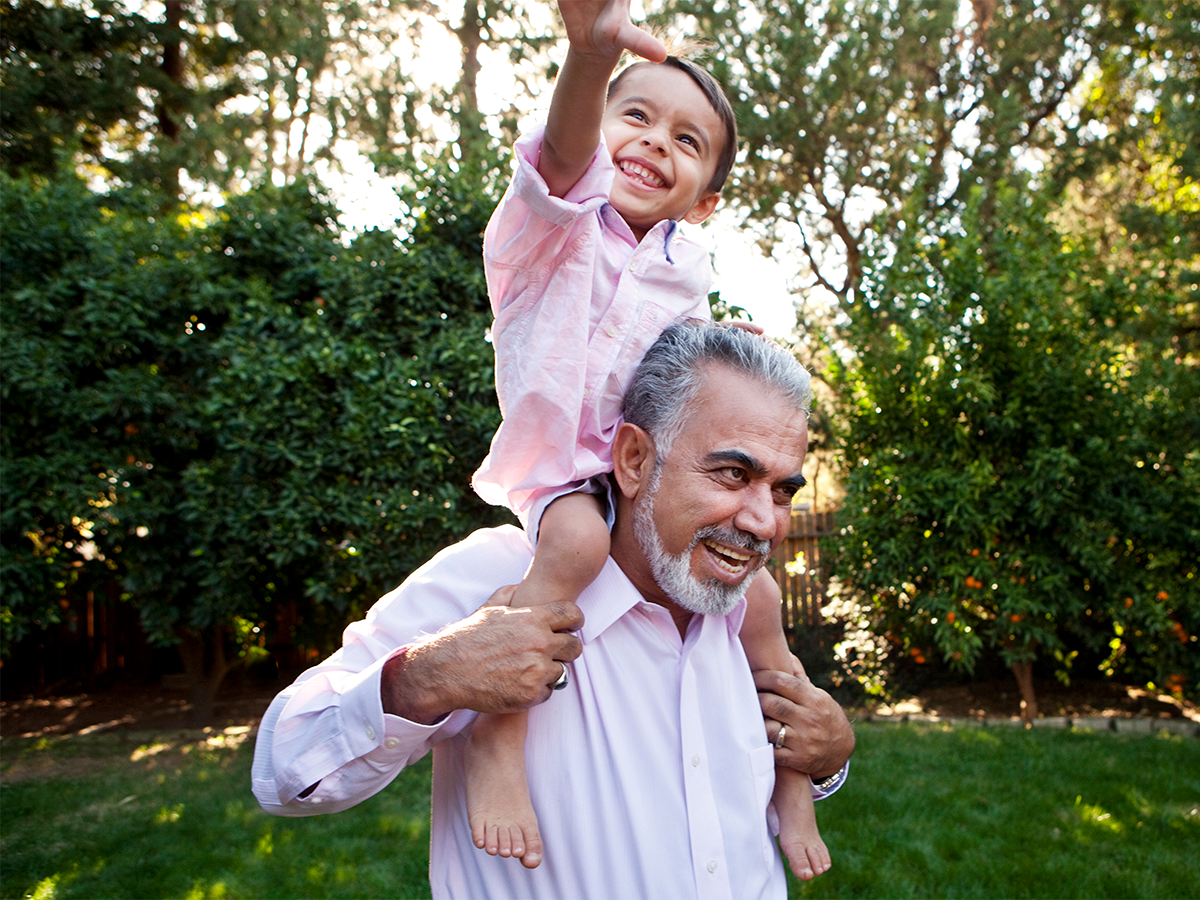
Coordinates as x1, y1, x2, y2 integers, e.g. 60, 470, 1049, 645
465, 719, 544, 868
779, 827, 831, 881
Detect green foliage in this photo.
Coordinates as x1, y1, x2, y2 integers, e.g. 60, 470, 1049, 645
0, 0, 157, 178
0, 0, 548, 196
825, 183, 1200, 700
666, 0, 1117, 300
1, 168, 507, 663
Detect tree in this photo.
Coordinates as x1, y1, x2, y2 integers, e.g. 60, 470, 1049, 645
1, 169, 509, 720
824, 183, 1199, 715
661, 0, 1125, 304
2, 0, 560, 197
0, 0, 159, 177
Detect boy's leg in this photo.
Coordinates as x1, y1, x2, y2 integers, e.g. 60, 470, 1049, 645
774, 767, 831, 880
465, 492, 610, 868
514, 491, 611, 607
741, 571, 831, 880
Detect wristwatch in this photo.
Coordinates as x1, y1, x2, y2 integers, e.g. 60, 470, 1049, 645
810, 769, 844, 792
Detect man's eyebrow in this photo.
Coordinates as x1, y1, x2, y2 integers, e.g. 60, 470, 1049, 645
704, 449, 807, 492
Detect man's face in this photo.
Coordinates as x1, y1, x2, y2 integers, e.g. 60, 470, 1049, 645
631, 364, 808, 615
600, 64, 724, 241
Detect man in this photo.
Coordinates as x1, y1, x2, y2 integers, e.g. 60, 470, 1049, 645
252, 321, 854, 899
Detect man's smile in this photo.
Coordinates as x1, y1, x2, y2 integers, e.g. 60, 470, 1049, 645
701, 538, 755, 575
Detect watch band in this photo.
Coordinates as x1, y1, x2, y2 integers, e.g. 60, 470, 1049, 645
810, 764, 847, 793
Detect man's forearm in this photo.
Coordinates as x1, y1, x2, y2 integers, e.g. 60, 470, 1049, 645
380, 596, 586, 724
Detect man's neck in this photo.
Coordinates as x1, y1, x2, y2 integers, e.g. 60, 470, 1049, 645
610, 517, 694, 639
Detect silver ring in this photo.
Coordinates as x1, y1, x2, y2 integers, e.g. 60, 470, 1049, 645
552, 662, 569, 691
773, 724, 787, 750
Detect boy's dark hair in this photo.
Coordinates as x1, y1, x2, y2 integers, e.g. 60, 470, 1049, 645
607, 56, 738, 194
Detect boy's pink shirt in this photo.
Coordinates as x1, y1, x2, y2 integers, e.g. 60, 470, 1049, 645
472, 125, 713, 527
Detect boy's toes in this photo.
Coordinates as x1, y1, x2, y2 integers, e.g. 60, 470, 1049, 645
521, 830, 544, 869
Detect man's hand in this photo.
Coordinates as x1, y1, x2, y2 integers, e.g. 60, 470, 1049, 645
756, 655, 855, 779
558, 0, 667, 63
381, 585, 584, 725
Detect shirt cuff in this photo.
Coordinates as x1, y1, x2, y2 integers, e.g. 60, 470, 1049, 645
810, 760, 850, 800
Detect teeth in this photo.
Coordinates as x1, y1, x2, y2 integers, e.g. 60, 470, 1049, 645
620, 161, 664, 187
704, 540, 751, 572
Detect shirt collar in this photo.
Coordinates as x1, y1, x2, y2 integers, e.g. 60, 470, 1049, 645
578, 556, 750, 644
599, 206, 681, 264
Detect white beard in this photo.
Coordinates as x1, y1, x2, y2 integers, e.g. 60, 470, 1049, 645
632, 467, 770, 617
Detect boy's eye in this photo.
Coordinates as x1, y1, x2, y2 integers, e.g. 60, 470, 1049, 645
678, 134, 698, 148
625, 109, 646, 122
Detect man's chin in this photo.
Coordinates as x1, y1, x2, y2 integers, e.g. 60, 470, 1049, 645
663, 566, 748, 617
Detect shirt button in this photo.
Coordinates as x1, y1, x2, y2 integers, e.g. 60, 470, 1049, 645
384, 737, 399, 750
365, 724, 376, 741
606, 325, 618, 337
691, 755, 701, 767
707, 860, 718, 873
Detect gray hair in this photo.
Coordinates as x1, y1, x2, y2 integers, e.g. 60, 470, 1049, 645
623, 319, 812, 459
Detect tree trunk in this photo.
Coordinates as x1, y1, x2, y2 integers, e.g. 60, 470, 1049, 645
155, 0, 185, 199
1010, 661, 1039, 724
453, 0, 488, 165
176, 625, 233, 727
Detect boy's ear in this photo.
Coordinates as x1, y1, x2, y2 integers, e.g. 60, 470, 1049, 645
612, 422, 656, 498
683, 191, 720, 225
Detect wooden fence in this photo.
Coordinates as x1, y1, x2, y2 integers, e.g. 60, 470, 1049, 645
766, 510, 838, 636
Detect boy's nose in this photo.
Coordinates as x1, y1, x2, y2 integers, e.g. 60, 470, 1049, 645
640, 128, 668, 154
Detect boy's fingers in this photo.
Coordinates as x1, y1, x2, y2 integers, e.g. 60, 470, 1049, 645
617, 22, 668, 62
482, 584, 519, 608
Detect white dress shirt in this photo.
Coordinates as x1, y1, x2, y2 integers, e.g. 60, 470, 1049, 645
253, 525, 809, 900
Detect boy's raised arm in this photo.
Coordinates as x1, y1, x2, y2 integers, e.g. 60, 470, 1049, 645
539, 0, 667, 199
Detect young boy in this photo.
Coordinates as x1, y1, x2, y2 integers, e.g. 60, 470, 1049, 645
468, 0, 830, 880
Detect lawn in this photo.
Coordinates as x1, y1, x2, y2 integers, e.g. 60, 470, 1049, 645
2, 723, 1197, 899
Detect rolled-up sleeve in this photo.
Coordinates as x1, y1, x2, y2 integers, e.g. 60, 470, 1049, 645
251, 526, 533, 816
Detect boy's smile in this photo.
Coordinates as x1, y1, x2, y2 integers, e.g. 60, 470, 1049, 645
601, 65, 724, 241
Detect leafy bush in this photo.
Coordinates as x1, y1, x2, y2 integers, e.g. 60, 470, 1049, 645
825, 184, 1199, 709
1, 169, 509, 713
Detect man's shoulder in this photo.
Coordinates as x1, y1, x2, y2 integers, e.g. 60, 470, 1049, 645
417, 525, 532, 576
370, 526, 534, 625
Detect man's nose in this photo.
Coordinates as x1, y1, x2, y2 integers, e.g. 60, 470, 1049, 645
732, 484, 778, 543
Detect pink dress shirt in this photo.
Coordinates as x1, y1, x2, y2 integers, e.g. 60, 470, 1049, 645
472, 126, 713, 530
251, 525, 794, 900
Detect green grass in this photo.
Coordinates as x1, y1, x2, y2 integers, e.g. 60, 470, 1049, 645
2, 723, 1197, 899
794, 723, 1200, 899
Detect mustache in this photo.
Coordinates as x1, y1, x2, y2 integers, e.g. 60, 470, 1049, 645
692, 524, 770, 558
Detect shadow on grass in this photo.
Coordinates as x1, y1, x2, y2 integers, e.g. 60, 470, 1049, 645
1, 729, 433, 900
2, 723, 1197, 899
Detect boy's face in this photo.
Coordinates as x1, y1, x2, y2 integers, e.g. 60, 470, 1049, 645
601, 65, 725, 241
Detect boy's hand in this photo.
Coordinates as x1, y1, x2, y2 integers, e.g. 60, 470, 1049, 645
558, 0, 668, 63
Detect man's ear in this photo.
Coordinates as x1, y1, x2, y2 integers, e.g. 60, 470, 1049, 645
612, 422, 656, 498
683, 191, 720, 225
